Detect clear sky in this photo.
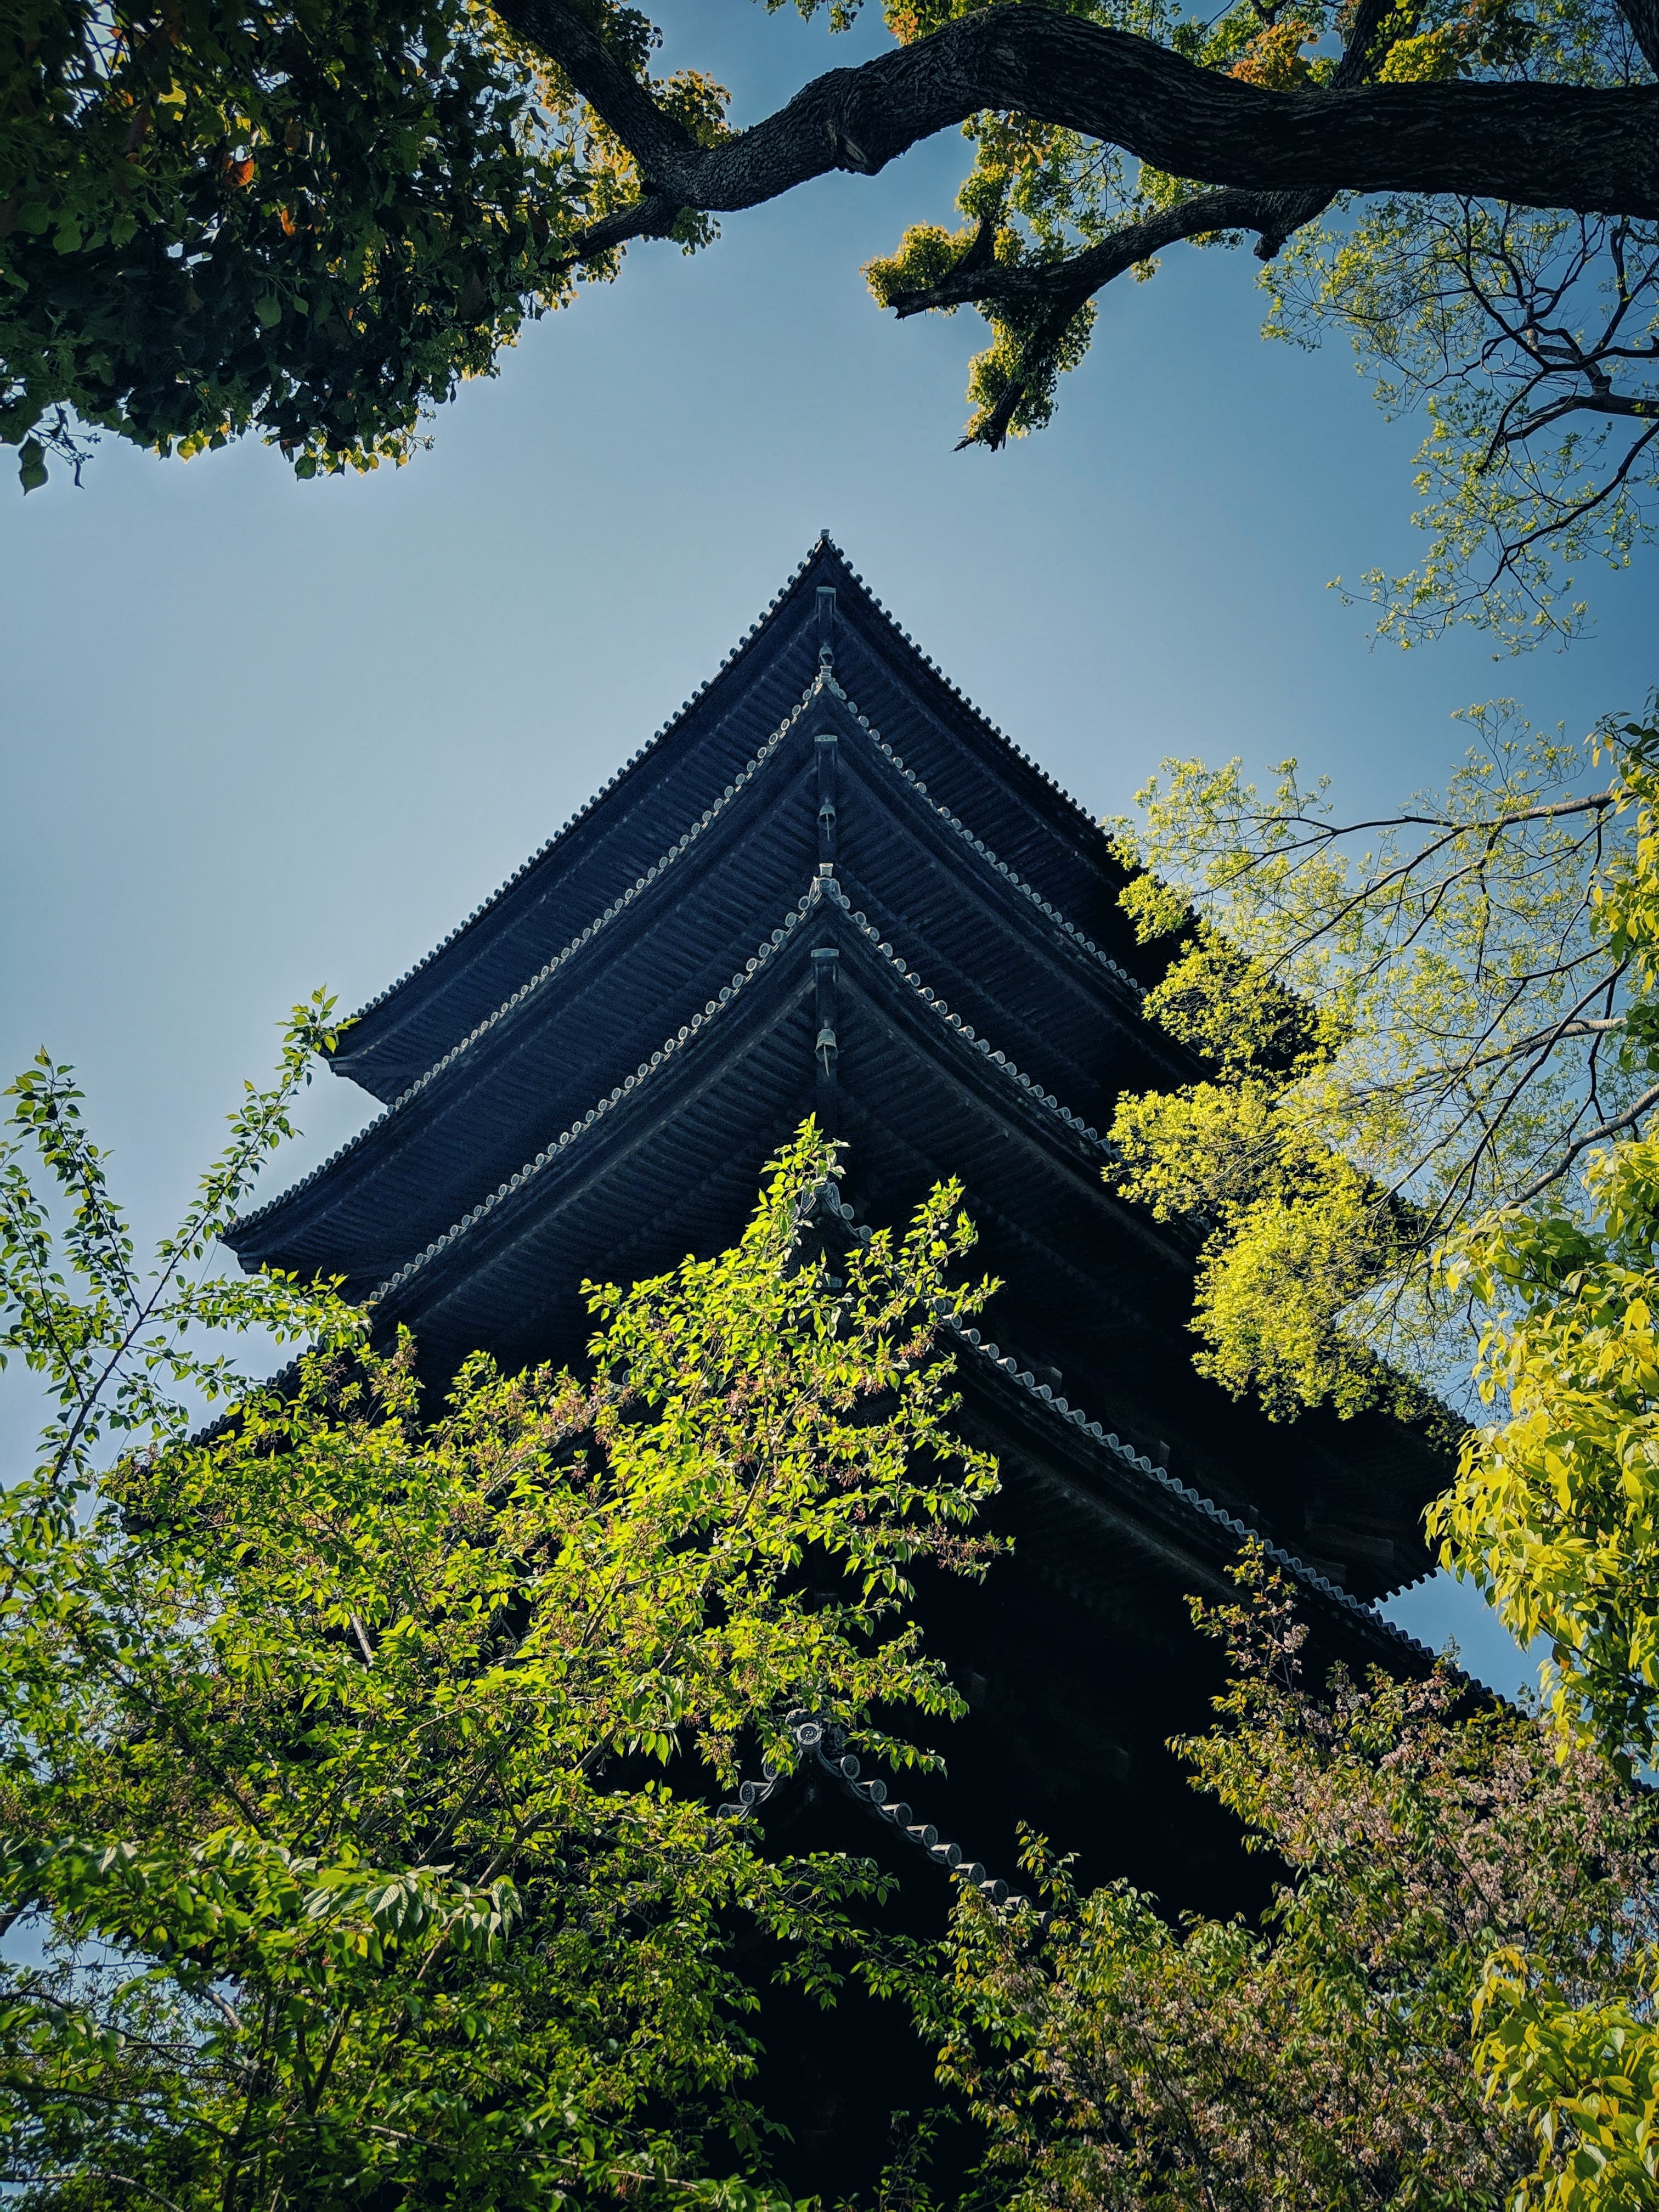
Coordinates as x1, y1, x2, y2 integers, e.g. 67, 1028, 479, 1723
3, 0, 1653, 1696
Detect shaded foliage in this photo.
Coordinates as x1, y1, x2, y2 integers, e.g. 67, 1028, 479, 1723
922, 1557, 1658, 2211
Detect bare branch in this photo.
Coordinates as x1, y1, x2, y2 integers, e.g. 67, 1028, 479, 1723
1511, 1084, 1659, 1205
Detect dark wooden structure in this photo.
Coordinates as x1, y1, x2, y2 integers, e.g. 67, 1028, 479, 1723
227, 537, 1444, 2181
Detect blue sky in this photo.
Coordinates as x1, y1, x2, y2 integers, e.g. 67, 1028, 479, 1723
3, 0, 1654, 1695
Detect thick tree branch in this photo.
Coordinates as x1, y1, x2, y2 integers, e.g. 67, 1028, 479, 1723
894, 0, 1413, 444
501, 0, 1659, 239
1618, 0, 1659, 74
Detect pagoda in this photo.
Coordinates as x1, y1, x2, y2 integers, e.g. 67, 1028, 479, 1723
227, 535, 1444, 2171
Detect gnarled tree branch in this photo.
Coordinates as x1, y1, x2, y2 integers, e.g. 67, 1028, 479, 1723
891, 186, 1294, 323
501, 0, 1659, 252
1619, 0, 1659, 73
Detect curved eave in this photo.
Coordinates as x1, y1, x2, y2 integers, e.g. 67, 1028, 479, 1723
961, 1335, 1438, 1672
228, 689, 1194, 1287
354, 878, 1176, 1369
824, 607, 1125, 931
832, 711, 1192, 1115
227, 698, 826, 1277
797, 1180, 1438, 1674
332, 568, 833, 1100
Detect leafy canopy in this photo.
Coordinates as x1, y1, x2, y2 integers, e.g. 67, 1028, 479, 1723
4, 0, 1653, 647
1, 0, 726, 487
1102, 696, 1659, 1423
870, 0, 1656, 647
0, 1045, 1001, 2211
1435, 1131, 1659, 1771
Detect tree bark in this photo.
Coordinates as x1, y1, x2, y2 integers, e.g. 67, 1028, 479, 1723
496, 0, 1659, 227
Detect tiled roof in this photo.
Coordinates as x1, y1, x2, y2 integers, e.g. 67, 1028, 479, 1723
331, 535, 1138, 1096
363, 869, 1116, 1310
228, 664, 1157, 1267
341, 538, 836, 1035
229, 677, 826, 1246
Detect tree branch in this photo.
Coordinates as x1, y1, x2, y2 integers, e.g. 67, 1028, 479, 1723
1616, 0, 1659, 75
1510, 1082, 1659, 1206
500, 0, 1659, 244
893, 187, 1280, 322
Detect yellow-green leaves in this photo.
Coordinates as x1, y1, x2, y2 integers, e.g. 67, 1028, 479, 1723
1111, 1075, 1403, 1416
1, 993, 359, 1488
1432, 1136, 1659, 1768
1476, 1955, 1659, 2212
1104, 705, 1658, 1420
0, 1112, 1000, 2206
1263, 194, 1658, 651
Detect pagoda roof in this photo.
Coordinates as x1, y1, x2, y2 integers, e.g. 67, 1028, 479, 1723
346, 876, 1158, 1362
229, 668, 1191, 1293
774, 1181, 1443, 1686
330, 537, 1150, 1104
224, 539, 1453, 1615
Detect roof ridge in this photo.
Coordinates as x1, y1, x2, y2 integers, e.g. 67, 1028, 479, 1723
826, 546, 1111, 859
817, 875, 1114, 1153
959, 1314, 1441, 1664
341, 535, 1127, 1050
364, 866, 1118, 1310
233, 655, 1138, 1253
228, 673, 831, 1245
338, 536, 836, 1036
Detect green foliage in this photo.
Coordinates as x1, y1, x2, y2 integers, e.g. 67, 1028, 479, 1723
848, 0, 1652, 635
1, 992, 362, 1480
1264, 194, 1659, 651
1476, 1953, 1659, 2210
1105, 698, 1659, 1419
0, 1073, 1001, 2208
1110, 1075, 1400, 1417
7, 0, 1649, 647
920, 1556, 1659, 2211
1109, 691, 1659, 2205
1431, 1132, 1659, 1769
0, 0, 727, 484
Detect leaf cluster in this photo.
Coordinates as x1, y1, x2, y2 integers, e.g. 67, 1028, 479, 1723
1104, 699, 1659, 1420
0, 0, 724, 484
1434, 1130, 1659, 1769
0, 1093, 1002, 2208
853, 0, 1651, 613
